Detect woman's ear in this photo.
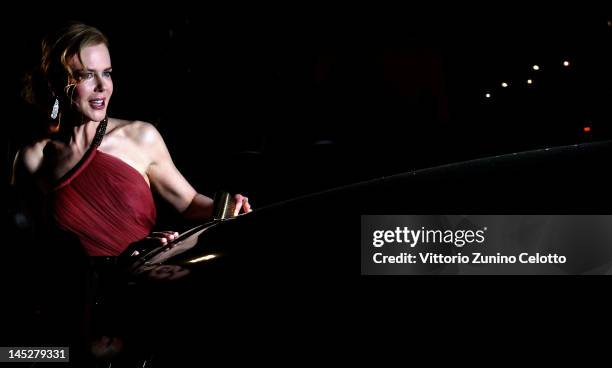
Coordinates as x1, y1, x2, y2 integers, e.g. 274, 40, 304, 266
64, 83, 76, 98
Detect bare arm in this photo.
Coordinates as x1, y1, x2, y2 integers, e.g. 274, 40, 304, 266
139, 122, 215, 222
11, 145, 47, 231
12, 142, 46, 186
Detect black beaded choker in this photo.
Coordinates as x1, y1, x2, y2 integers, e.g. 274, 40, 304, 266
92, 116, 108, 148
53, 117, 109, 186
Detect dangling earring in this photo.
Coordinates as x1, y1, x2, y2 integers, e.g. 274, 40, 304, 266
50, 98, 59, 119
48, 97, 62, 134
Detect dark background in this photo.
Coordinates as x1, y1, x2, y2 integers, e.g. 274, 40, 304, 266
2, 5, 611, 363
5, 4, 612, 215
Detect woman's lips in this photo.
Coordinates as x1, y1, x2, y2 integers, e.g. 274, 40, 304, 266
89, 99, 105, 110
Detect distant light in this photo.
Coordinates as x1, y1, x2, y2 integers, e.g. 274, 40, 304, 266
188, 254, 218, 263
532, 65, 540, 71
608, 20, 612, 27
527, 79, 533, 85
563, 60, 570, 67
485, 93, 491, 98
583, 126, 591, 133
501, 82, 509, 88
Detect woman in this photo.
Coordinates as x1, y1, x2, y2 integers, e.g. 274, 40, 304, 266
13, 22, 252, 257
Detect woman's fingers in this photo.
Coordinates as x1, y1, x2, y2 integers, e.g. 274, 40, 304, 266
145, 236, 168, 245
147, 231, 179, 244
233, 194, 253, 216
151, 231, 179, 239
242, 197, 252, 213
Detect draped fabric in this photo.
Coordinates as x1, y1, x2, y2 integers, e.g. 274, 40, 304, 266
48, 149, 156, 256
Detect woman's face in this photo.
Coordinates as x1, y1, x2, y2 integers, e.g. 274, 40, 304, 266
67, 43, 113, 123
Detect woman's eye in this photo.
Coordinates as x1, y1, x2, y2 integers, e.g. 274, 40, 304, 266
103, 71, 112, 77
80, 72, 94, 80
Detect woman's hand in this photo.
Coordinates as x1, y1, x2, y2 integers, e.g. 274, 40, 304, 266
127, 231, 179, 257
233, 194, 252, 217
146, 231, 179, 246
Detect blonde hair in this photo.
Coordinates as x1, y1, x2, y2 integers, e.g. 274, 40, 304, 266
23, 22, 109, 114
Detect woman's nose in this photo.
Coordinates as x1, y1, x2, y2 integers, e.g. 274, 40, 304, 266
94, 74, 108, 91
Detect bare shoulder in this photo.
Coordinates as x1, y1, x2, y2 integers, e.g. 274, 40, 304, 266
108, 118, 163, 146
15, 139, 50, 175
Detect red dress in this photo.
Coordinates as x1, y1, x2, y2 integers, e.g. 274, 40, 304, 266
48, 149, 156, 256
